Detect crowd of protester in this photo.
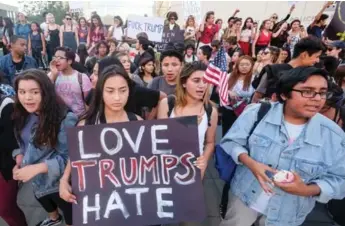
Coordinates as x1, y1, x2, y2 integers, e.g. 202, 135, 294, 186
0, 1, 345, 226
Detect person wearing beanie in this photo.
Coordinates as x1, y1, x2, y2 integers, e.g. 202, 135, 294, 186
147, 48, 184, 95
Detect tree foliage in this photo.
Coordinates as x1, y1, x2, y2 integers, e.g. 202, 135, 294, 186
18, 1, 69, 24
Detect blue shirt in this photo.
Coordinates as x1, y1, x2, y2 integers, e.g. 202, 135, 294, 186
15, 23, 31, 41
13, 112, 78, 198
221, 103, 345, 226
0, 54, 37, 85
21, 114, 38, 153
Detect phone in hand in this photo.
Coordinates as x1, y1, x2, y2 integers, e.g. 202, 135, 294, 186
265, 170, 275, 179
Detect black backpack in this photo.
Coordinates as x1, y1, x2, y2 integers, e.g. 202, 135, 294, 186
252, 64, 293, 98
167, 95, 213, 126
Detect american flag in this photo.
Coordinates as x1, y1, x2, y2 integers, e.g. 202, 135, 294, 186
203, 46, 229, 106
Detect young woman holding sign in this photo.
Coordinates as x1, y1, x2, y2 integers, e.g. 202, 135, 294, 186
59, 64, 142, 204
157, 61, 218, 179
12, 69, 77, 226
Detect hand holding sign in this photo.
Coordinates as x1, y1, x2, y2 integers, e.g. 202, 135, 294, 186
67, 117, 206, 226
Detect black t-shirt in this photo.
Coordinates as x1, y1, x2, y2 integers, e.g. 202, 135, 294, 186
129, 85, 160, 115
307, 25, 324, 39
85, 84, 160, 116
13, 58, 25, 75
270, 32, 288, 48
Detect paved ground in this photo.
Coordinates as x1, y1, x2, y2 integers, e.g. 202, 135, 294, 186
0, 127, 338, 226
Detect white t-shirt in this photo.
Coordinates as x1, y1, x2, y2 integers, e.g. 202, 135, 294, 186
250, 121, 306, 214
112, 26, 123, 41
170, 110, 208, 155
184, 55, 197, 63
40, 22, 50, 41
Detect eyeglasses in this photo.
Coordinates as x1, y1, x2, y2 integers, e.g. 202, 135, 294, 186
292, 89, 333, 99
53, 56, 67, 60
66, 18, 72, 20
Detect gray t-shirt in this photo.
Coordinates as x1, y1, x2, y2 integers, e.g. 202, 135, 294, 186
147, 76, 176, 95
256, 72, 268, 94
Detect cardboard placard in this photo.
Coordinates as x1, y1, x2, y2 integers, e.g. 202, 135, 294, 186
67, 116, 207, 226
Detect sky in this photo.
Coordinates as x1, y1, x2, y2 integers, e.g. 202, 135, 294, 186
0, 0, 18, 7
2, 1, 154, 20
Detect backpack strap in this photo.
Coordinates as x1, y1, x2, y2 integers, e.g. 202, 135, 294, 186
127, 112, 138, 121
0, 96, 13, 117
204, 103, 213, 127
247, 102, 271, 150
167, 95, 176, 117
77, 72, 87, 110
77, 72, 85, 101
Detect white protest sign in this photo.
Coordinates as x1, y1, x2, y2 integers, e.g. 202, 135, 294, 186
127, 15, 164, 42
69, 1, 84, 13
183, 1, 202, 25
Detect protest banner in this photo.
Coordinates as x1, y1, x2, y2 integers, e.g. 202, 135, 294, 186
127, 15, 165, 42
67, 117, 206, 226
324, 2, 345, 41
156, 26, 185, 52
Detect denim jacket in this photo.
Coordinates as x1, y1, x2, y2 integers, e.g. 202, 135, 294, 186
13, 112, 77, 198
0, 54, 37, 84
221, 103, 345, 226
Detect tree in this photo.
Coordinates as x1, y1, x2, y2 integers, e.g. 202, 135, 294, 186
18, 1, 69, 24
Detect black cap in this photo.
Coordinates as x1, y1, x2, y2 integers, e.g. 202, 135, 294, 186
139, 51, 154, 66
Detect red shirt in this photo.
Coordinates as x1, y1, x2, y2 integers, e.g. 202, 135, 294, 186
200, 24, 219, 44
257, 31, 272, 46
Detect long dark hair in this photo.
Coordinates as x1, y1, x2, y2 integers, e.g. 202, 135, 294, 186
30, 22, 42, 33
79, 64, 134, 124
242, 17, 253, 30
259, 19, 271, 31
3, 17, 14, 38
138, 60, 157, 79
78, 17, 88, 28
77, 44, 88, 65
13, 69, 68, 148
90, 14, 103, 33
228, 56, 254, 91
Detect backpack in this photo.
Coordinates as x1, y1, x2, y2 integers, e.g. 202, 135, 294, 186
252, 64, 293, 98
0, 95, 14, 117
167, 95, 213, 126
215, 102, 271, 183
